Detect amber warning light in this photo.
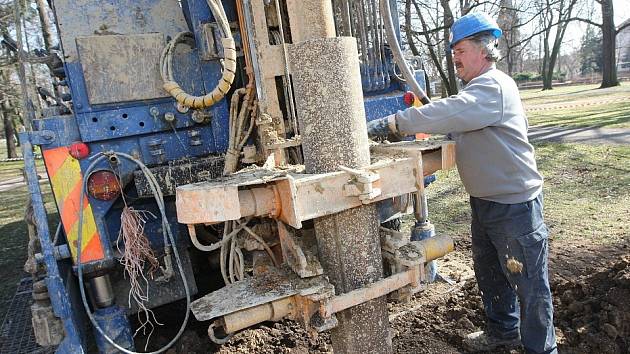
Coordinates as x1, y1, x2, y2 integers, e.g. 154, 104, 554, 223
87, 170, 121, 201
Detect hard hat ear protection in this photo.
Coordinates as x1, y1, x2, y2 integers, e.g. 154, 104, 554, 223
450, 13, 502, 49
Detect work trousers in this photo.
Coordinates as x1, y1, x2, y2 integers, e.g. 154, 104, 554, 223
470, 193, 557, 354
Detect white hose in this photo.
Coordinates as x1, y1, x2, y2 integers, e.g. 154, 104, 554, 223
160, 0, 236, 109
77, 153, 191, 354
379, 0, 430, 104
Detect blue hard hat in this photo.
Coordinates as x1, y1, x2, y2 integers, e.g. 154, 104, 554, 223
449, 12, 502, 48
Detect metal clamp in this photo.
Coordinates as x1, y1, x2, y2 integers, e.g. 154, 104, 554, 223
339, 166, 381, 203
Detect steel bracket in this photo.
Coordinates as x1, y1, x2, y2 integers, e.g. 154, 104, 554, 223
28, 130, 56, 145
277, 221, 323, 278
339, 165, 381, 203
177, 140, 456, 229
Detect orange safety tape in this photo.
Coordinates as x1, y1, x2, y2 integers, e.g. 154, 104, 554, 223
42, 147, 104, 263
43, 147, 69, 178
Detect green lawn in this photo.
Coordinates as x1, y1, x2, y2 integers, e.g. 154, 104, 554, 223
420, 143, 630, 245
0, 140, 53, 321
521, 82, 630, 128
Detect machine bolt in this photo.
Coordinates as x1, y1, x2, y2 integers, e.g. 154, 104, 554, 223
163, 112, 176, 123
176, 102, 190, 114
191, 110, 212, 124
149, 107, 160, 121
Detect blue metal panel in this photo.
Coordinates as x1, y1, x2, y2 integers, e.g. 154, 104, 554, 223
364, 94, 405, 122
93, 306, 134, 353
19, 132, 85, 352
363, 69, 427, 122
32, 116, 81, 148
184, 0, 236, 151
136, 127, 218, 165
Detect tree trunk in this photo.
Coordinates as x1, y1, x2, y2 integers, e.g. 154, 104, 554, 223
404, 0, 420, 57
2, 102, 18, 158
35, 0, 54, 51
403, 0, 431, 97
545, 14, 569, 89
440, 0, 458, 95
413, 0, 452, 96
0, 68, 18, 157
423, 65, 432, 98
600, 0, 618, 88
542, 25, 552, 90
541, 0, 576, 90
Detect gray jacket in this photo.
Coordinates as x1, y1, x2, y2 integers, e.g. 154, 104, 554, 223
395, 68, 542, 204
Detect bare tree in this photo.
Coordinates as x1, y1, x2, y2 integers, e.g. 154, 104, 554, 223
402, 0, 557, 93
568, 0, 630, 87
403, 0, 459, 96
0, 71, 18, 158
497, 0, 522, 75
538, 0, 579, 90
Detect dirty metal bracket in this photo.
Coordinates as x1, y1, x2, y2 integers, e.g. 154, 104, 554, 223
339, 165, 381, 203
192, 234, 453, 338
190, 266, 332, 324
176, 140, 456, 228
28, 130, 56, 145
277, 221, 323, 278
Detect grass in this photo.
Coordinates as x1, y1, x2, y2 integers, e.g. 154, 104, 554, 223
521, 82, 630, 128
422, 143, 630, 245
0, 137, 54, 321
527, 101, 630, 128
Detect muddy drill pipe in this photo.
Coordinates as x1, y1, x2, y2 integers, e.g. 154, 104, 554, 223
287, 3, 392, 352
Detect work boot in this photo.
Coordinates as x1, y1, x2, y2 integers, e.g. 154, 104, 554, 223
462, 331, 521, 352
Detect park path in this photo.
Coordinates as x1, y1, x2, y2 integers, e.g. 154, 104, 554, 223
524, 97, 628, 112
0, 173, 48, 193
528, 126, 630, 145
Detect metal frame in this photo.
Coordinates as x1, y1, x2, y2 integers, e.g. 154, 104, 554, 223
177, 141, 455, 228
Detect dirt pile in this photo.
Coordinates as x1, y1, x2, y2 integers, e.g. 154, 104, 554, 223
217, 321, 331, 354
553, 255, 630, 354
391, 280, 498, 354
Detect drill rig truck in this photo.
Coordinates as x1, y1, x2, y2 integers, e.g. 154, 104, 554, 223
10, 0, 456, 352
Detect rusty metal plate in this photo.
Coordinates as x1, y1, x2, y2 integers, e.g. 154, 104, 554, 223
176, 169, 291, 224
76, 33, 168, 105
191, 268, 330, 321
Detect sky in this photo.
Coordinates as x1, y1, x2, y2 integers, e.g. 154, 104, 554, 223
615, 0, 630, 25
558, 0, 630, 54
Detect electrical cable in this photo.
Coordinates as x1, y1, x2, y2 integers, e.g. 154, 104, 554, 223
76, 152, 191, 354
189, 220, 246, 252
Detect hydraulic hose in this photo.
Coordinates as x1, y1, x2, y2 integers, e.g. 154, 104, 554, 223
379, 0, 430, 105
161, 34, 237, 109
160, 0, 236, 109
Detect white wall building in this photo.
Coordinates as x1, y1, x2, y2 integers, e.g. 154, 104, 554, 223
617, 19, 630, 73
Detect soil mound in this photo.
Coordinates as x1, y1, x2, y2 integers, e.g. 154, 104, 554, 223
554, 255, 630, 354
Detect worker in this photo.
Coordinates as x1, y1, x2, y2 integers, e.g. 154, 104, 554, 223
367, 12, 557, 354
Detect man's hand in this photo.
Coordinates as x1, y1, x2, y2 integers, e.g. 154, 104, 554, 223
367, 114, 403, 141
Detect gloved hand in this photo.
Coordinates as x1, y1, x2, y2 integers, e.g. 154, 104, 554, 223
366, 114, 402, 141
